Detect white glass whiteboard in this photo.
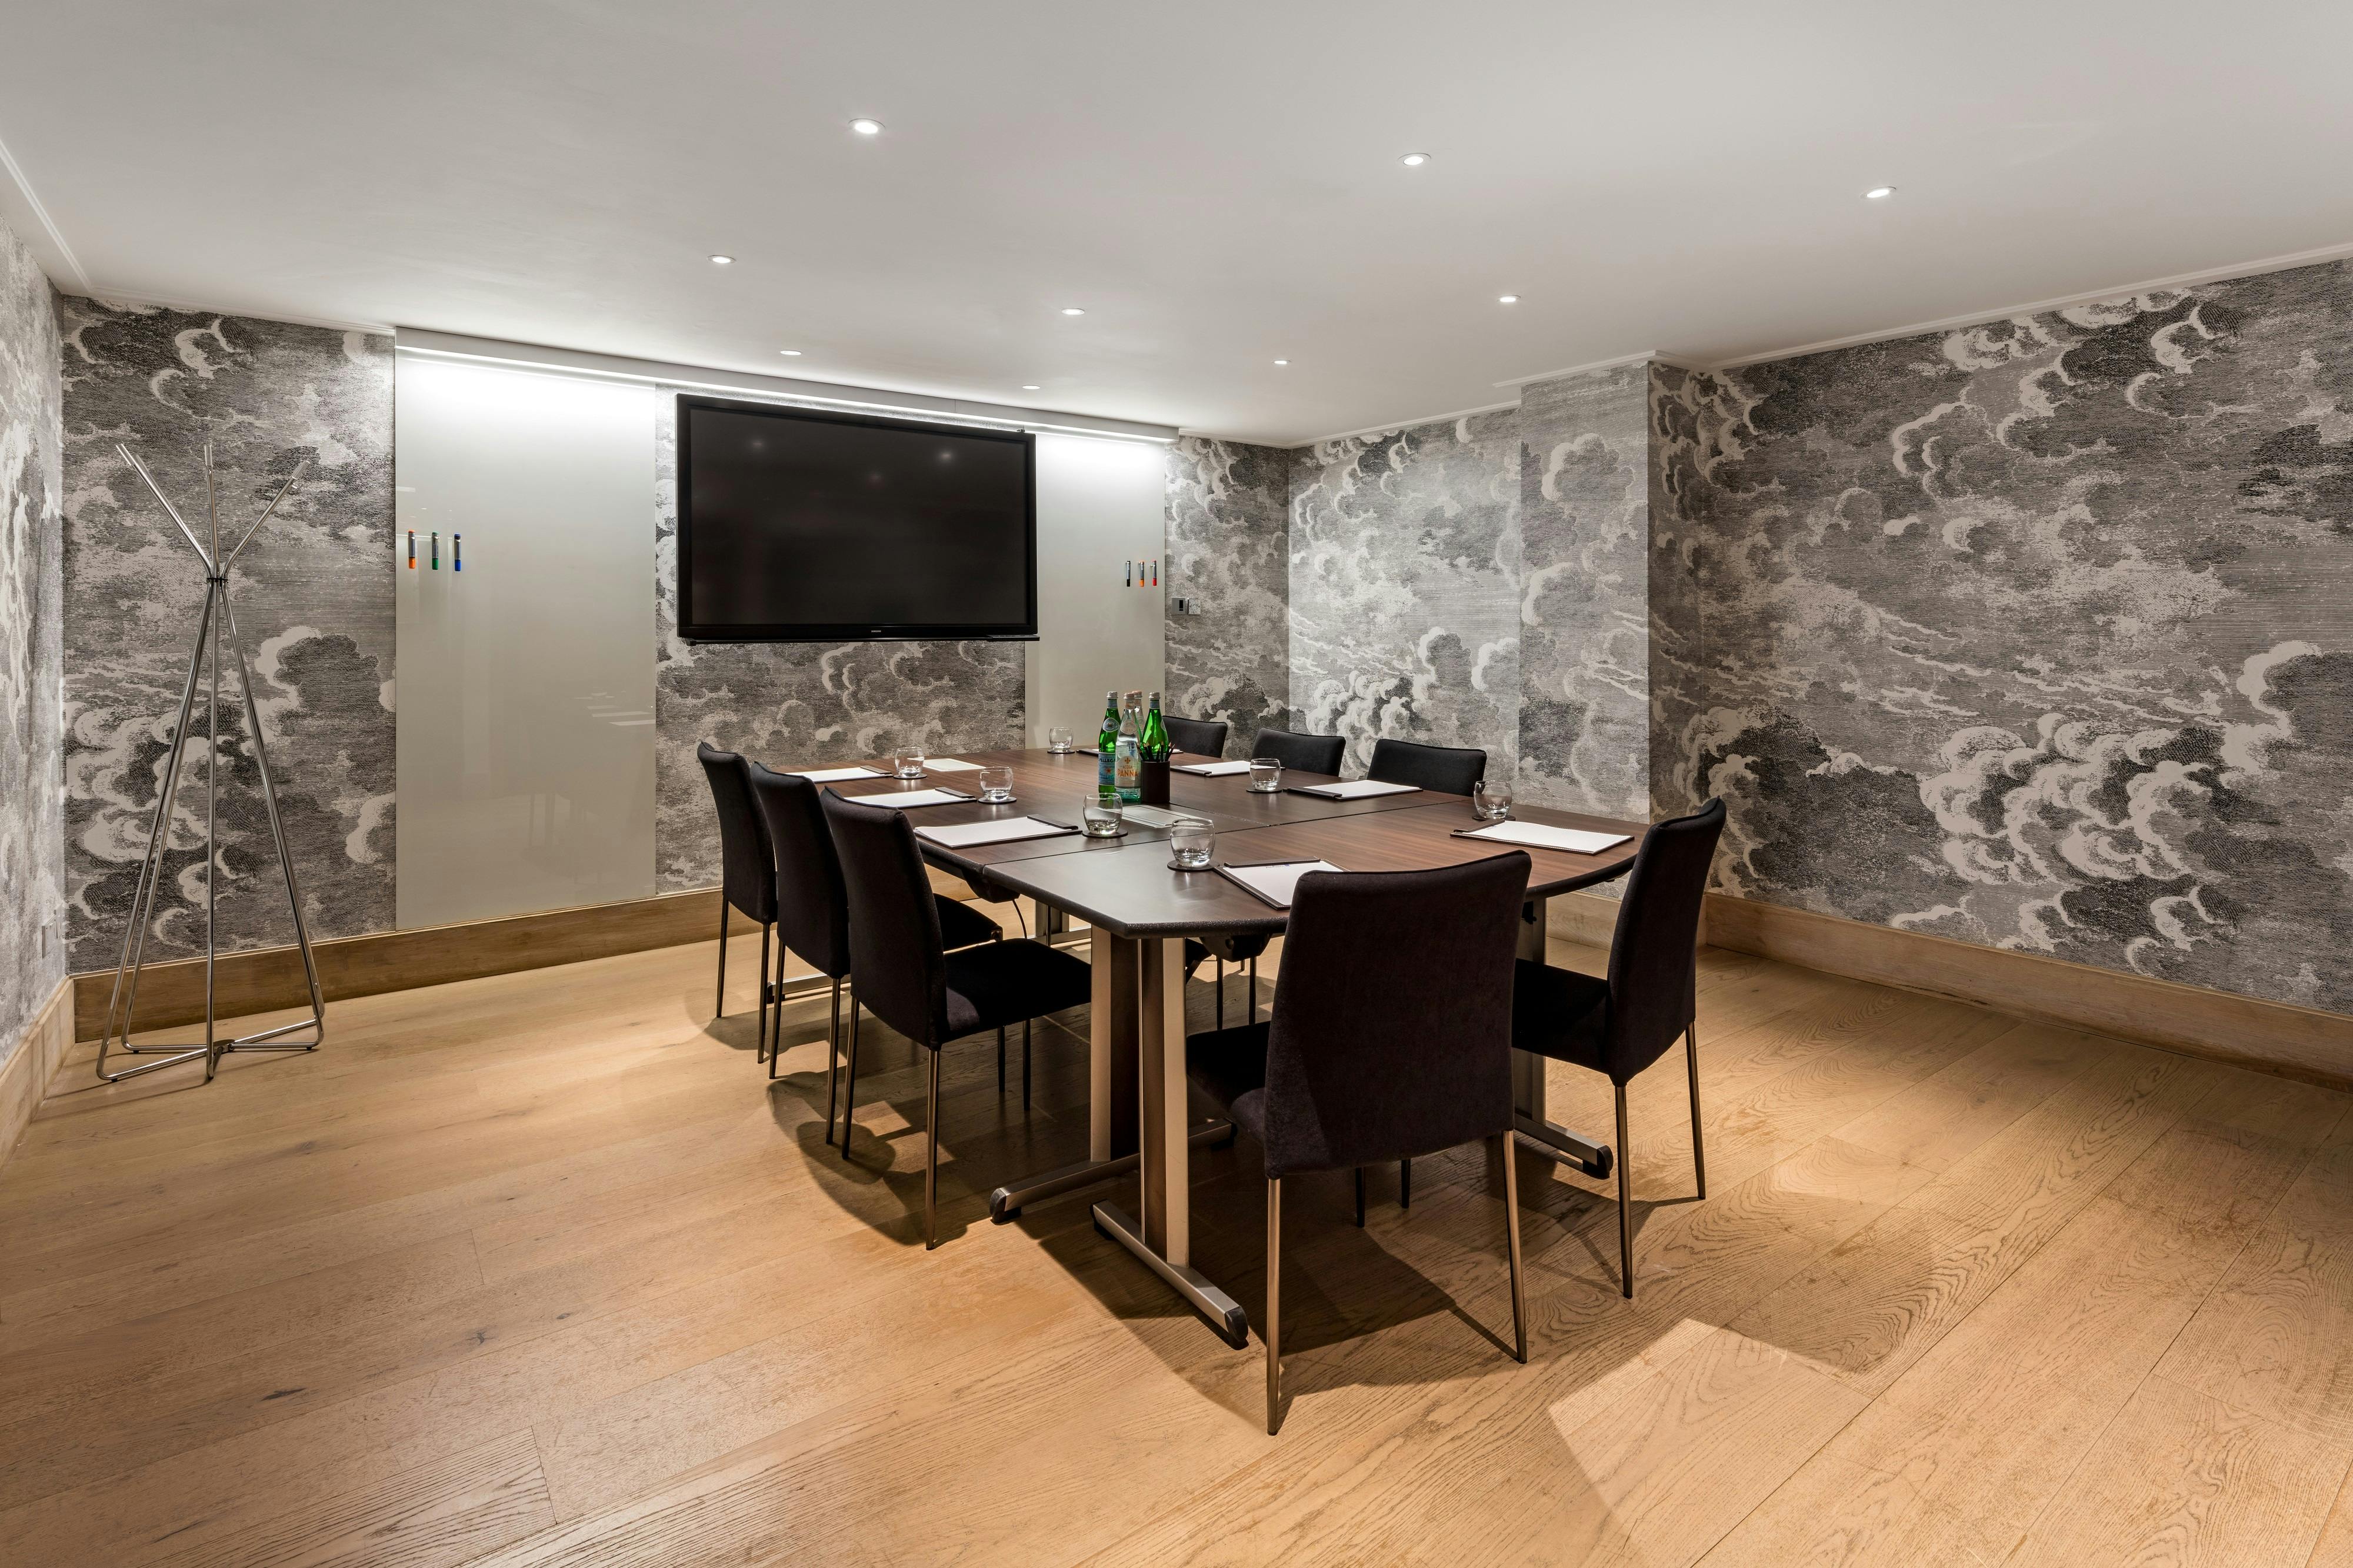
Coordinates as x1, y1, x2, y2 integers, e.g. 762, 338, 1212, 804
394, 356, 657, 928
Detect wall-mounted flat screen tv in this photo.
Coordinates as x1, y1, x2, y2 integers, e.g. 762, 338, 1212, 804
676, 395, 1037, 642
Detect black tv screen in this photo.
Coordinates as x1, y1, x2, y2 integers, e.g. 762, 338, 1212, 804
676, 396, 1036, 642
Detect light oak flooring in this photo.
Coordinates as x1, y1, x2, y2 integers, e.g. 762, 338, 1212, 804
4, 916, 2351, 1566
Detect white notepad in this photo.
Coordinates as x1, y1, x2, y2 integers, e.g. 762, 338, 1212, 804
791, 765, 885, 782
855, 788, 972, 809
1173, 760, 1254, 776
1458, 821, 1631, 855
1291, 779, 1420, 800
1217, 859, 1342, 908
916, 816, 1077, 848
921, 758, 984, 772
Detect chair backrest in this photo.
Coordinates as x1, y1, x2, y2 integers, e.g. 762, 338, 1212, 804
821, 789, 949, 1047
1248, 729, 1345, 775
1164, 715, 1229, 758
1258, 852, 1530, 1178
745, 762, 849, 978
697, 742, 776, 921
1602, 798, 1727, 1080
1367, 738, 1488, 796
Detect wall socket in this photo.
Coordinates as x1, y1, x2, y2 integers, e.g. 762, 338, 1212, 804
1169, 595, 1201, 615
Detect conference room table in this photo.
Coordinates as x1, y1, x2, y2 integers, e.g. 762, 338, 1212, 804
814, 745, 1648, 1345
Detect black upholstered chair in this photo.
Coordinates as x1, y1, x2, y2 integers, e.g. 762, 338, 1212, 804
1513, 798, 1725, 1298
745, 763, 1002, 1125
1368, 738, 1488, 796
1247, 728, 1345, 775
697, 742, 781, 1058
1164, 715, 1229, 758
821, 789, 1093, 1247
1185, 852, 1532, 1433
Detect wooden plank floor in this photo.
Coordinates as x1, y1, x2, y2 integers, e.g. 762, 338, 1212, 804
2, 916, 2349, 1566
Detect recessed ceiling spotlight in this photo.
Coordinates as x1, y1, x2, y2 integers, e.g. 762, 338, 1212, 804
1021, 384, 1041, 391
1864, 185, 1896, 199
849, 118, 884, 135
1498, 293, 1520, 305
779, 349, 802, 356
1399, 152, 1430, 168
1274, 359, 1289, 366
1061, 306, 1086, 316
709, 254, 734, 265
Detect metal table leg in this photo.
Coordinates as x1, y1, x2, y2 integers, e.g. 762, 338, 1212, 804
1511, 895, 1615, 1179
988, 925, 1233, 1222
1091, 935, 1249, 1347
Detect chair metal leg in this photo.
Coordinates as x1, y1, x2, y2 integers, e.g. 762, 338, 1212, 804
1265, 1175, 1282, 1435
1215, 958, 1225, 1030
1354, 1167, 1367, 1227
1685, 1024, 1707, 1200
841, 1000, 862, 1156
1615, 1082, 1634, 1299
1500, 1134, 1527, 1362
1400, 1157, 1411, 1209
714, 901, 730, 1018
819, 978, 841, 1113
756, 922, 773, 1063
1022, 1017, 1032, 1111
925, 1047, 942, 1250
998, 1025, 1006, 1094
1248, 955, 1258, 1025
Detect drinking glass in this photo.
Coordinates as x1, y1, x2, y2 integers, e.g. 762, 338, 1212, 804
978, 766, 1015, 803
1247, 758, 1284, 793
1169, 816, 1216, 869
1046, 726, 1074, 754
1082, 796, 1125, 838
892, 746, 926, 779
1472, 778, 1514, 822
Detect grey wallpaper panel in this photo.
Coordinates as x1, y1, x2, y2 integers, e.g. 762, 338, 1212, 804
57, 299, 394, 969
0, 219, 64, 1068
1517, 362, 1652, 816
1289, 411, 1521, 776
1677, 263, 2353, 1014
651, 393, 1024, 892
1165, 436, 1288, 755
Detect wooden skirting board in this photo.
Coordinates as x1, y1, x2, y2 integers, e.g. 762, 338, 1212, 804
1, 976, 75, 1170
72, 889, 728, 1043
1701, 892, 2353, 1092
65, 880, 2353, 1093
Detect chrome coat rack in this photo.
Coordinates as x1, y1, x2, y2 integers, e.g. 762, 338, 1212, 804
97, 441, 326, 1084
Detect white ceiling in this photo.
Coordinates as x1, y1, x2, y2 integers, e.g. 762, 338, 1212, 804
4, 1, 2351, 446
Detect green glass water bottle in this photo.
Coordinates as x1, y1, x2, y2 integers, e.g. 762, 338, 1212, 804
1141, 691, 1169, 762
1096, 690, 1120, 798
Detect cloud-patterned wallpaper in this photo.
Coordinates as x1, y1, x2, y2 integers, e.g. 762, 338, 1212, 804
651, 392, 1025, 890
1, 219, 64, 1072
57, 300, 395, 968
1673, 262, 2353, 1015
1165, 436, 1288, 754
1289, 411, 1521, 777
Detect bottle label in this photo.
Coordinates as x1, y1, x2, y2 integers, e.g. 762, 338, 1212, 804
1115, 737, 1141, 802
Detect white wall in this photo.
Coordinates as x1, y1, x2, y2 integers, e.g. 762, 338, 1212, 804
395, 358, 659, 928
1027, 433, 1168, 745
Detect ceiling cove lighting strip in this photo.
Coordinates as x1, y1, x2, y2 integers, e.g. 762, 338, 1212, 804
392, 334, 1177, 445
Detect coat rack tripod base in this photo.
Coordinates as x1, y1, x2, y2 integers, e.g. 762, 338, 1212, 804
96, 441, 326, 1086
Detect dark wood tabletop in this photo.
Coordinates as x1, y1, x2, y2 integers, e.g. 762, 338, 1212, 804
806, 748, 1647, 938
813, 746, 1455, 880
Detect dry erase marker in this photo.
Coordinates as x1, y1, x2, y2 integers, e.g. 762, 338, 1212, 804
406, 530, 415, 569
430, 531, 439, 569
453, 533, 462, 571
1125, 559, 1132, 586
